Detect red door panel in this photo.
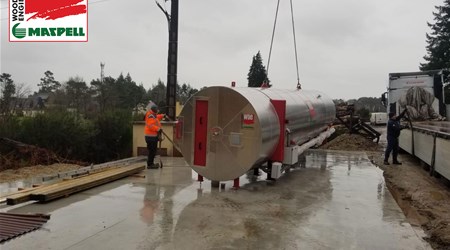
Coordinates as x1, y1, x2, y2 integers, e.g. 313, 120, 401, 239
194, 100, 208, 166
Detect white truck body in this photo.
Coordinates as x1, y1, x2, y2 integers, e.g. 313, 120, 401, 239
387, 72, 440, 115
370, 112, 387, 125
386, 70, 450, 180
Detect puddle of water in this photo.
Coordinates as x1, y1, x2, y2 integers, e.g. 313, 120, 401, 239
1, 152, 430, 250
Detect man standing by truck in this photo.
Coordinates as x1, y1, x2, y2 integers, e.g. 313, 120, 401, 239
384, 109, 407, 165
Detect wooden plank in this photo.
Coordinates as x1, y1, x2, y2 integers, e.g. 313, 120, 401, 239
4, 168, 123, 205
1, 186, 41, 204
41, 164, 143, 193
6, 163, 144, 205
33, 165, 144, 202
5, 167, 120, 205
5, 178, 89, 205
5, 187, 43, 205
37, 156, 146, 181
30, 164, 145, 202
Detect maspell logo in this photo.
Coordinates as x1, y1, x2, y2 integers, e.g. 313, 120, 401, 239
9, 0, 88, 42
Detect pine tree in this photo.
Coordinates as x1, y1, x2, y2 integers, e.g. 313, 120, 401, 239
38, 70, 61, 93
176, 83, 198, 104
247, 51, 270, 87
0, 73, 16, 115
420, 0, 450, 71
148, 79, 167, 108
66, 77, 89, 112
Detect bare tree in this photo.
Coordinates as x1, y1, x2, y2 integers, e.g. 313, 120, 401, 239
11, 82, 31, 115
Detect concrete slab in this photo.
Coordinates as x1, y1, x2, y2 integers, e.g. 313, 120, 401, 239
1, 150, 431, 250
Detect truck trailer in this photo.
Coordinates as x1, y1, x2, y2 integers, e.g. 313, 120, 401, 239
383, 70, 450, 180
370, 112, 388, 125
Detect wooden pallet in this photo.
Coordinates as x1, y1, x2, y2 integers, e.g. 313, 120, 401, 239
6, 163, 145, 205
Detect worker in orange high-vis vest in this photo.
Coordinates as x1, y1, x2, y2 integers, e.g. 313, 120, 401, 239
144, 103, 166, 169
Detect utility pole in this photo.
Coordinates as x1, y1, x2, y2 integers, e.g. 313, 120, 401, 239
157, 0, 178, 120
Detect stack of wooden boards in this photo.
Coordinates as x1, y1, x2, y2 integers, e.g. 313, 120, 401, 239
3, 163, 145, 205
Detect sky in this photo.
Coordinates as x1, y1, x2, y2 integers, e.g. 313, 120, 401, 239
0, 0, 445, 100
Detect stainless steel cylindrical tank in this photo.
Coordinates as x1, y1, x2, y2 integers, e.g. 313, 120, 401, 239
175, 86, 335, 181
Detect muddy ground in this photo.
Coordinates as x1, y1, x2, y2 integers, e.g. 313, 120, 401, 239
370, 152, 450, 250
321, 133, 384, 152
1, 131, 450, 249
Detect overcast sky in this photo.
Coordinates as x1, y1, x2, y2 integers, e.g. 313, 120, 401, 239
0, 0, 444, 100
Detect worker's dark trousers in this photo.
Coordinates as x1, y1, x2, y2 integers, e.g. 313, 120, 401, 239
145, 136, 159, 167
384, 137, 399, 162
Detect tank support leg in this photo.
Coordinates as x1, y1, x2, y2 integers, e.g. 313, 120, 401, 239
233, 178, 240, 189
267, 161, 274, 180
211, 181, 220, 188
197, 188, 203, 198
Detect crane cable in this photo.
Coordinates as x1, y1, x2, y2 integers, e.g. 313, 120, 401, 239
266, 0, 302, 89
289, 0, 301, 90
266, 0, 280, 81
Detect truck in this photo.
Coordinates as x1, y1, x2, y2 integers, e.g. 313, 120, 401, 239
382, 69, 450, 180
370, 112, 388, 125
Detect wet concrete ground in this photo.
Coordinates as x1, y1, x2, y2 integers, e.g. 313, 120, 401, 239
1, 150, 431, 250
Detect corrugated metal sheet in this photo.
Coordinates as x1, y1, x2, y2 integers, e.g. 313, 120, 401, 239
0, 212, 50, 243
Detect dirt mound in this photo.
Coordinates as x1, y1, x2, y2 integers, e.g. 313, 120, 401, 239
320, 133, 382, 151
0, 137, 87, 171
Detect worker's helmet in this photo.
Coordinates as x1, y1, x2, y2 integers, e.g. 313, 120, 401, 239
146, 101, 157, 112
151, 104, 158, 113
